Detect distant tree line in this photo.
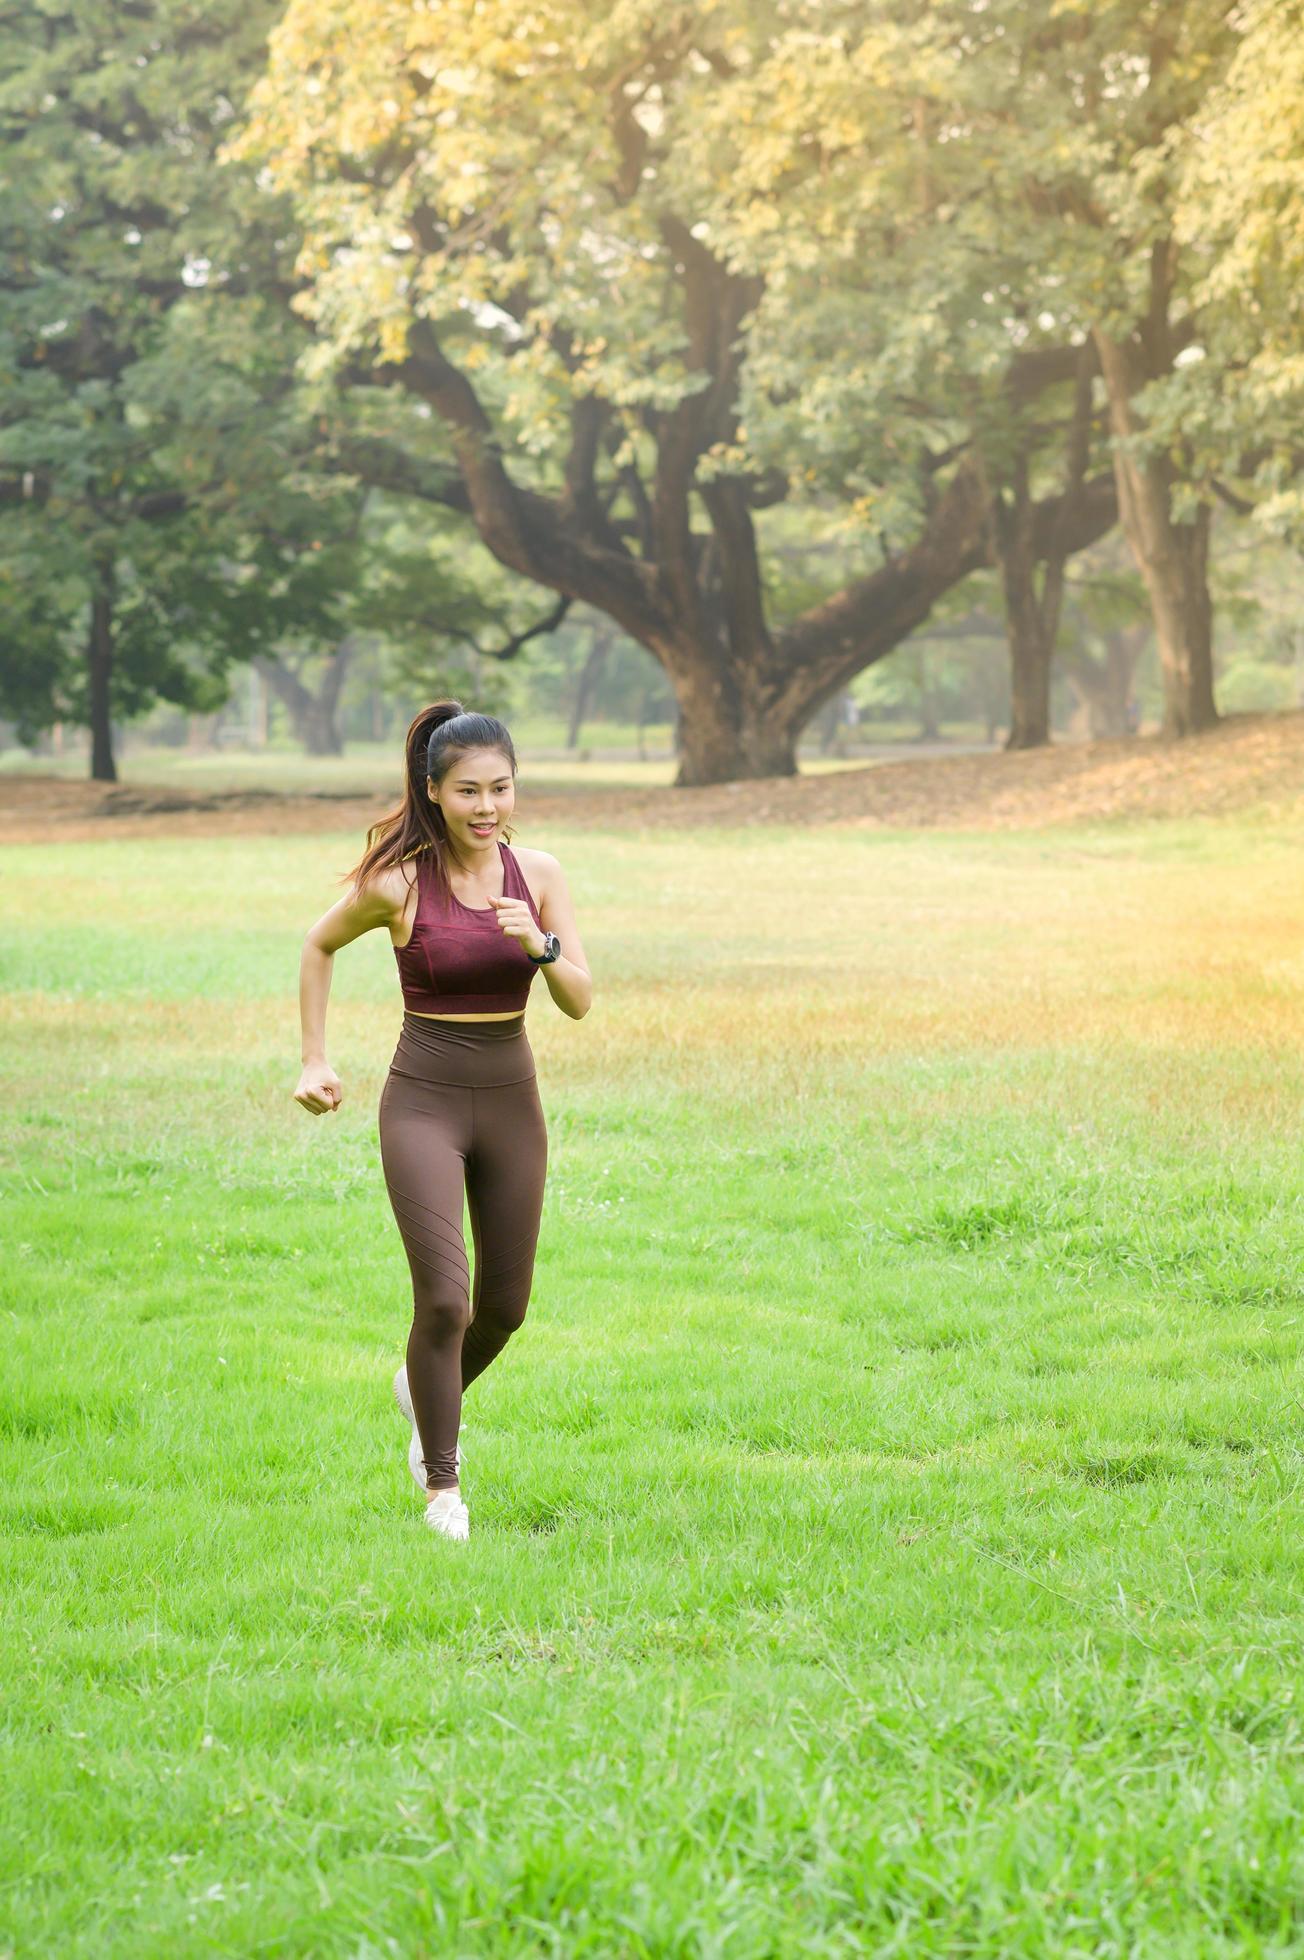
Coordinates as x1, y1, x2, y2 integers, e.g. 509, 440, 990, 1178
2, 0, 1301, 782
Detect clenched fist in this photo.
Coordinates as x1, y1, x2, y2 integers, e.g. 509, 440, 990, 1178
295, 1061, 342, 1116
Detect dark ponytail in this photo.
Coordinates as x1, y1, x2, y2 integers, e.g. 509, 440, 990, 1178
339, 702, 519, 904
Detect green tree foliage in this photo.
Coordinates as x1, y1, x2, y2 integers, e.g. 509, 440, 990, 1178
927, 0, 1245, 734
6, 0, 1296, 783
1173, 0, 1304, 542
235, 0, 1119, 784
0, 0, 296, 775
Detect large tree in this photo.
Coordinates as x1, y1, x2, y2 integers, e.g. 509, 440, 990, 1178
0, 0, 288, 774
682, 0, 1287, 750
236, 0, 1118, 784
1171, 0, 1304, 548
0, 0, 475, 779
935, 0, 1250, 737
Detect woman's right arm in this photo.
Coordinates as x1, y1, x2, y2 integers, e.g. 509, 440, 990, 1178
294, 868, 407, 1117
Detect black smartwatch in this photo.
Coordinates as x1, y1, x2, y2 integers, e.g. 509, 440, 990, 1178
527, 931, 561, 965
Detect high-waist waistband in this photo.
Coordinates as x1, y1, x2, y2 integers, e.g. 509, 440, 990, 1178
401, 1010, 526, 1042
387, 1010, 535, 1087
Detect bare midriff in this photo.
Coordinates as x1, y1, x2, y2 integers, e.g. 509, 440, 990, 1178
408, 1010, 524, 1022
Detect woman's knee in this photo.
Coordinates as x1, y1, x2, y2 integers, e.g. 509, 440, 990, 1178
478, 1289, 530, 1337
410, 1278, 472, 1345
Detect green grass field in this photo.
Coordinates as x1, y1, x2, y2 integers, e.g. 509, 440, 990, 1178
3, 812, 1304, 1956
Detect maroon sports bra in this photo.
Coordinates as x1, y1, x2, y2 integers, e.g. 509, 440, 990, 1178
393, 841, 545, 1015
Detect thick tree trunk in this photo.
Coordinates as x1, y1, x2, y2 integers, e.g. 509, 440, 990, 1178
1005, 613, 1053, 747
653, 465, 998, 784
994, 499, 1065, 752
993, 349, 1095, 751
88, 557, 116, 782
1147, 503, 1216, 736
661, 655, 799, 784
665, 709, 762, 778
1093, 325, 1218, 737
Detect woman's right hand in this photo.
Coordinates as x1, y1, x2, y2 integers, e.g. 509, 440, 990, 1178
294, 1062, 342, 1116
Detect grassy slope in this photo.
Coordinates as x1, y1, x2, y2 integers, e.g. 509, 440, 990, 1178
2, 817, 1304, 1956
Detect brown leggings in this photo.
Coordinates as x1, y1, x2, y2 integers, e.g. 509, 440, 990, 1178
377, 1011, 548, 1491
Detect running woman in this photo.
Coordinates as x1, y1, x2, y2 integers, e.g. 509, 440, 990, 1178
293, 704, 592, 1539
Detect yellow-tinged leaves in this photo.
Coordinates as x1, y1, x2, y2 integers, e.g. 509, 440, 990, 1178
377, 317, 412, 364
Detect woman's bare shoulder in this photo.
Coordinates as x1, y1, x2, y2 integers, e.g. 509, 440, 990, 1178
355, 855, 420, 918
512, 843, 560, 873
511, 843, 561, 890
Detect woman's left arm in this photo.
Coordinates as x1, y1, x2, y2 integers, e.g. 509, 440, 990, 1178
488, 851, 593, 1017
535, 853, 593, 1020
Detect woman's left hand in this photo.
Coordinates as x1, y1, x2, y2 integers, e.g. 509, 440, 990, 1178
487, 893, 546, 959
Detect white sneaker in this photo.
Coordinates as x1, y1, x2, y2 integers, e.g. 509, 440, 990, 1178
423, 1489, 470, 1541
393, 1361, 461, 1491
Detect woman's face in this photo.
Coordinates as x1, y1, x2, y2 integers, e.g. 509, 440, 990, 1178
429, 747, 516, 859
